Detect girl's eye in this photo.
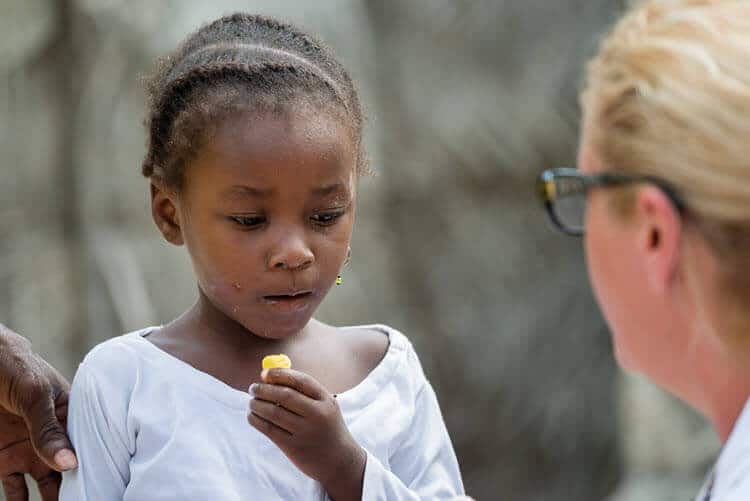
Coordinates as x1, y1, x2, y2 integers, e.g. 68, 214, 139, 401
311, 210, 344, 226
230, 215, 266, 228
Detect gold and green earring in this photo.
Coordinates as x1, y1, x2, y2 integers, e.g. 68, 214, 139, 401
336, 246, 352, 286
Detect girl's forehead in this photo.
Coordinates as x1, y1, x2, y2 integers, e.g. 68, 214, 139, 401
185, 110, 357, 196
205, 109, 355, 164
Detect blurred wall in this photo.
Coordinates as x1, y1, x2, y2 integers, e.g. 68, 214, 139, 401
0, 1, 718, 499
364, 1, 622, 499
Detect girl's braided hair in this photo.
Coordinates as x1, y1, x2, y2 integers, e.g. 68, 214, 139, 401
142, 13, 365, 188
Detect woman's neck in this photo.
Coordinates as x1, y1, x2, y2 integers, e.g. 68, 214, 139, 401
690, 340, 750, 442
707, 374, 750, 443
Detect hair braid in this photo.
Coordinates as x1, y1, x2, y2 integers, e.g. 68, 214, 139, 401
142, 13, 364, 187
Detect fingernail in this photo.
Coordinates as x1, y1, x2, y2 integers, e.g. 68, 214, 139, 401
261, 369, 269, 381
54, 449, 78, 471
248, 383, 258, 396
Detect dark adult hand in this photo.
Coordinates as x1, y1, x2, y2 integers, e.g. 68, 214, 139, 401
0, 323, 77, 501
249, 369, 366, 501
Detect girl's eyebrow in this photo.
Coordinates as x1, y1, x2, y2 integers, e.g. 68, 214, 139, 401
313, 183, 348, 196
224, 185, 274, 198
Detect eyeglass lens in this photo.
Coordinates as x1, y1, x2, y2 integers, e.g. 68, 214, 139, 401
551, 176, 587, 234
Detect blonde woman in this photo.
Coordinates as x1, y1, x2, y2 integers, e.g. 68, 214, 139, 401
539, 0, 750, 498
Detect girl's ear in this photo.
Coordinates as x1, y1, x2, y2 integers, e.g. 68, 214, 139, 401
636, 186, 682, 293
150, 180, 184, 246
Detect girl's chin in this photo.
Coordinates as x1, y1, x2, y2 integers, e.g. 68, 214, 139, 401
235, 315, 313, 340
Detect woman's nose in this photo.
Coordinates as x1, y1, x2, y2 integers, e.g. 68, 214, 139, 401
267, 235, 315, 271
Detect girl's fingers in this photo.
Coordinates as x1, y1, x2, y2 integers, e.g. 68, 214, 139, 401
251, 383, 317, 417
249, 398, 303, 434
247, 412, 291, 446
261, 369, 327, 401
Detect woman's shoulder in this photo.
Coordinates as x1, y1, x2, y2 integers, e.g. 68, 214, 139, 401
714, 397, 750, 498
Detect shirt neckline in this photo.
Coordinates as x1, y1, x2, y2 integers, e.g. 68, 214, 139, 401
711, 395, 750, 495
125, 324, 405, 411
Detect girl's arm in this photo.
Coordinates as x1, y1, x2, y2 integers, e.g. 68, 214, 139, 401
360, 380, 465, 500
59, 342, 136, 500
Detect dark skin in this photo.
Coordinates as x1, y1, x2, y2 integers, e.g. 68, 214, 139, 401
149, 106, 387, 501
0, 324, 76, 501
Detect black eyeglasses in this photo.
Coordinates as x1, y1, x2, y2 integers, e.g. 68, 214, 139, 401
537, 167, 685, 236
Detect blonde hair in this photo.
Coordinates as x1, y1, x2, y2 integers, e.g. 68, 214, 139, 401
581, 0, 750, 347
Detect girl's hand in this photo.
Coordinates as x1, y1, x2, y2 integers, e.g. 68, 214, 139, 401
248, 369, 366, 501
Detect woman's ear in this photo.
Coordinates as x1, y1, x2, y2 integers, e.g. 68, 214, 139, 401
636, 186, 682, 293
150, 180, 184, 246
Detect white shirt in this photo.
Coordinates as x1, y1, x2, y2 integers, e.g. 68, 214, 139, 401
60, 324, 464, 500
696, 397, 750, 500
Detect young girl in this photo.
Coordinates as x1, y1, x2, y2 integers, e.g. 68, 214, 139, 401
59, 13, 464, 501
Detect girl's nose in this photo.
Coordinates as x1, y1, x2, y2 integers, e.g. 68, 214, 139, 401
267, 236, 315, 271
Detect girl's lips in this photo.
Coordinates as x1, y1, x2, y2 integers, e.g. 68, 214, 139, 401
263, 289, 313, 300
261, 291, 315, 313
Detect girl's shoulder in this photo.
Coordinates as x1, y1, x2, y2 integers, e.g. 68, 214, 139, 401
338, 324, 416, 363
336, 324, 391, 370
332, 324, 429, 401
73, 327, 159, 392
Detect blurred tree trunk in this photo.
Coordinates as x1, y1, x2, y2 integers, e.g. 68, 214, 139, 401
54, 0, 88, 366
0, 0, 88, 378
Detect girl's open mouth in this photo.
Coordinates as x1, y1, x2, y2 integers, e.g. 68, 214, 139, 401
263, 290, 313, 301
261, 291, 315, 313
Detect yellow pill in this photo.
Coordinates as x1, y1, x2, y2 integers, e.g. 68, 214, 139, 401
262, 354, 292, 370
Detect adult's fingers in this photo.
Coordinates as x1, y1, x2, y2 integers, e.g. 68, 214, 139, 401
250, 383, 316, 417
55, 390, 69, 424
260, 369, 327, 401
1, 473, 29, 501
249, 397, 303, 434
34, 469, 61, 501
0, 439, 61, 500
26, 391, 76, 472
0, 438, 33, 479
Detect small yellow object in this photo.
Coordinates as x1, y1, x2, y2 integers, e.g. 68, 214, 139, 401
335, 275, 343, 286
262, 354, 292, 370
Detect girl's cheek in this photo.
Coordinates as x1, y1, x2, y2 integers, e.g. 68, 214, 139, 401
198, 277, 238, 302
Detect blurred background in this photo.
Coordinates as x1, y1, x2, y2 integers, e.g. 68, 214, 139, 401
1, 0, 721, 499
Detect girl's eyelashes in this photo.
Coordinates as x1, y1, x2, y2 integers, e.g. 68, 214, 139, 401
230, 215, 267, 228
229, 207, 347, 229
311, 209, 346, 226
